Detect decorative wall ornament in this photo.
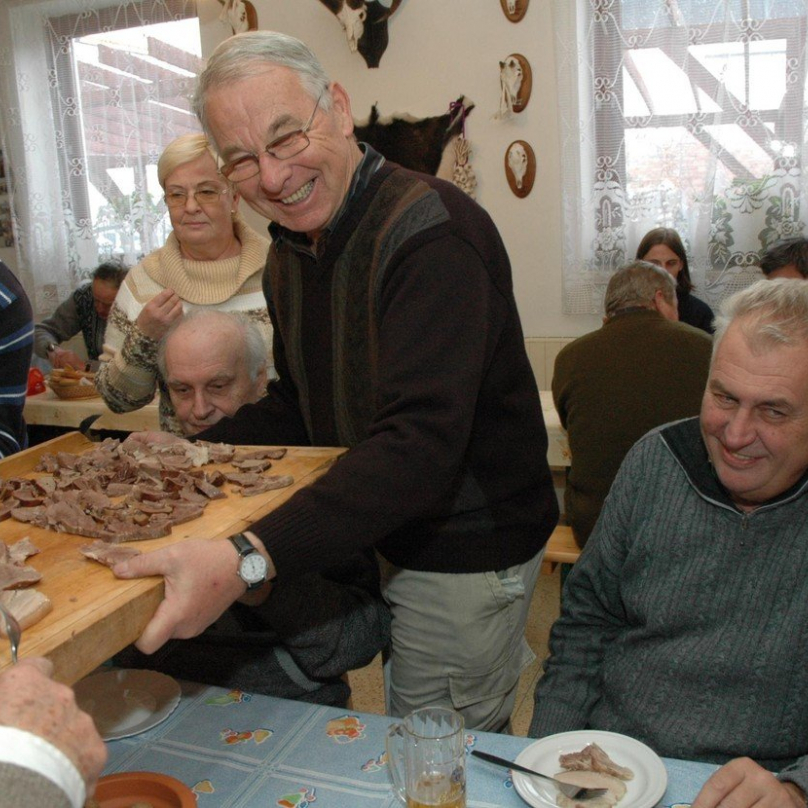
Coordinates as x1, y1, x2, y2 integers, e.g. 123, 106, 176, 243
505, 140, 535, 197
496, 53, 531, 119
354, 96, 474, 180
218, 0, 258, 34
317, 0, 403, 68
500, 0, 529, 23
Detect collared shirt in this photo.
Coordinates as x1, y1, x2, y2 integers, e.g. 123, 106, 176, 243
268, 143, 386, 260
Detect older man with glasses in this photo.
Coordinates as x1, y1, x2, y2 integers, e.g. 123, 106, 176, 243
116, 31, 558, 732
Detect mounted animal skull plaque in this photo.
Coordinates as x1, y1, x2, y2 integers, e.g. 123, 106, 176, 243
497, 53, 532, 119
505, 140, 536, 197
218, 0, 258, 34
500, 0, 529, 22
317, 0, 403, 68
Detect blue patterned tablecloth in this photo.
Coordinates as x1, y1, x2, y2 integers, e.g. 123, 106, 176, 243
104, 680, 719, 807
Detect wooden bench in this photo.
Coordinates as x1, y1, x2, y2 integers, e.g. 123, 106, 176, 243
541, 524, 581, 574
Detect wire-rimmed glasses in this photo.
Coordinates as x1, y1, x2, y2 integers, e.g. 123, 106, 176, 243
219, 92, 324, 184
164, 186, 229, 209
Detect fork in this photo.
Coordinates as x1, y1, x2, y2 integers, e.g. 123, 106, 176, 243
0, 602, 21, 664
471, 750, 608, 801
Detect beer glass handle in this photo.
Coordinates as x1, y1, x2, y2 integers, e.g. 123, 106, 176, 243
385, 722, 407, 804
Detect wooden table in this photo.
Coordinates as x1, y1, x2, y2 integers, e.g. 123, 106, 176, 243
23, 390, 160, 432
0, 433, 344, 684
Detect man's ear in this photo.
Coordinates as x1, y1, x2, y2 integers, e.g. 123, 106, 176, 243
253, 366, 268, 400
329, 82, 355, 137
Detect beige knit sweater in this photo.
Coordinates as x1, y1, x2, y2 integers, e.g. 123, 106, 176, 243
96, 216, 273, 434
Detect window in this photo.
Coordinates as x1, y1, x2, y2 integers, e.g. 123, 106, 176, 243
556, 0, 808, 314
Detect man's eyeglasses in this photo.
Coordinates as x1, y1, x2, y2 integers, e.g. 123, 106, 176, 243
219, 92, 324, 184
164, 187, 229, 209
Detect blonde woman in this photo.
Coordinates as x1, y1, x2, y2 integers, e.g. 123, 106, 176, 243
96, 134, 273, 434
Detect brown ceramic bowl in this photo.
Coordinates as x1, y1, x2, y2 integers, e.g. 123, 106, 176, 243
90, 771, 196, 808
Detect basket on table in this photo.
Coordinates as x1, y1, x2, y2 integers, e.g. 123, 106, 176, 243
47, 367, 100, 399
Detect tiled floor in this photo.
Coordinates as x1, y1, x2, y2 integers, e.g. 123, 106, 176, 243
347, 567, 562, 736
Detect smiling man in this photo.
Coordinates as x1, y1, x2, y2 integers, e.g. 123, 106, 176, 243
530, 278, 808, 808
158, 309, 267, 436
115, 30, 558, 732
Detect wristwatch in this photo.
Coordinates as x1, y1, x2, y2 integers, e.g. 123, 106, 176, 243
228, 533, 268, 591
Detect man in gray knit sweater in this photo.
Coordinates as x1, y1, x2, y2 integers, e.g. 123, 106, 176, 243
531, 278, 808, 808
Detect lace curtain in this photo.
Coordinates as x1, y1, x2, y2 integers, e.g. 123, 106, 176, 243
554, 0, 808, 315
0, 0, 199, 319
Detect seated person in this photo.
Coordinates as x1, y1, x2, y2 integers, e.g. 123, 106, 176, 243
0, 260, 34, 459
760, 236, 808, 280
0, 657, 106, 808
530, 278, 808, 808
636, 227, 714, 333
116, 309, 391, 707
553, 261, 712, 546
33, 261, 127, 369
158, 308, 267, 436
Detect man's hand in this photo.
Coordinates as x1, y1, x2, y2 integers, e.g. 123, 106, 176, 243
0, 658, 107, 792
693, 757, 806, 808
112, 539, 257, 654
49, 347, 87, 370
135, 288, 183, 341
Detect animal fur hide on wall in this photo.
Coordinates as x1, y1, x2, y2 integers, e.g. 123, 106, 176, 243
354, 97, 474, 177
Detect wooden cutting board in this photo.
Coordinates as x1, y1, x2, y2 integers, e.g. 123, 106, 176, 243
0, 432, 345, 683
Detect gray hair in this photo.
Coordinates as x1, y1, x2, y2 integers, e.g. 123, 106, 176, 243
712, 278, 808, 357
157, 134, 220, 189
604, 260, 676, 319
193, 31, 333, 135
157, 309, 267, 381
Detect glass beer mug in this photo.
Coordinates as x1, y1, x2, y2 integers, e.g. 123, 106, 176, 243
386, 707, 466, 808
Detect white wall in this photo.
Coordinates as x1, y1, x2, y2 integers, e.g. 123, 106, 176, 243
198, 0, 603, 339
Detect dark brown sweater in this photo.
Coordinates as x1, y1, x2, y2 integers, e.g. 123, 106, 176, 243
201, 161, 558, 578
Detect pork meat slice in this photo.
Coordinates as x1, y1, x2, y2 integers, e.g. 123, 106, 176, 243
558, 744, 634, 780
554, 771, 627, 808
8, 538, 40, 564
80, 540, 142, 567
0, 589, 52, 630
0, 563, 41, 590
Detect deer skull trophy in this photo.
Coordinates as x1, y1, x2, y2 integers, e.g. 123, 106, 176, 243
318, 0, 403, 68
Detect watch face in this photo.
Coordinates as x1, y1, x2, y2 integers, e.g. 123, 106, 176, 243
240, 553, 267, 584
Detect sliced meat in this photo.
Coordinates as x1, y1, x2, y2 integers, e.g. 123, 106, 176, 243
8, 538, 40, 564
193, 477, 226, 499
238, 474, 295, 497
79, 541, 142, 567
554, 771, 627, 808
234, 447, 287, 461
0, 563, 41, 590
559, 744, 634, 780
231, 457, 273, 472
11, 506, 48, 527
0, 589, 52, 630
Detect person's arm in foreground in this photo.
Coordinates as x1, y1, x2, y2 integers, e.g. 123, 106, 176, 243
0, 658, 107, 808
693, 757, 806, 808
528, 439, 649, 737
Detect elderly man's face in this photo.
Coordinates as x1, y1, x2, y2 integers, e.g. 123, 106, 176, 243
700, 320, 808, 510
205, 66, 359, 241
92, 279, 118, 321
164, 324, 266, 436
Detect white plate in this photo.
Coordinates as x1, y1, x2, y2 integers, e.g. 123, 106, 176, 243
513, 730, 667, 808
73, 669, 181, 741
